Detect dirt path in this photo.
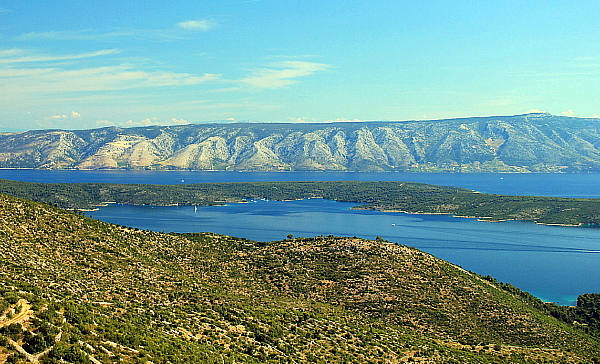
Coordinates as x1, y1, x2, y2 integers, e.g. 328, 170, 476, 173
0, 299, 32, 328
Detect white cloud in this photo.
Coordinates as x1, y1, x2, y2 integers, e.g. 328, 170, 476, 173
287, 117, 318, 123
95, 120, 114, 127
0, 49, 119, 63
123, 118, 158, 127
14, 31, 97, 41
286, 117, 363, 123
12, 18, 216, 43
43, 111, 81, 120
561, 109, 576, 117
0, 61, 220, 97
178, 20, 216, 31
95, 117, 190, 128
170, 118, 189, 125
325, 118, 363, 123
0, 49, 23, 57
573, 56, 598, 62
242, 61, 330, 89
527, 108, 547, 114
13, 28, 188, 42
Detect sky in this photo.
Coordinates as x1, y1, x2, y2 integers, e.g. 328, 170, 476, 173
1, 0, 599, 131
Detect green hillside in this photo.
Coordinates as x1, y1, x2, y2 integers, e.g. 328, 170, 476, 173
1, 192, 600, 363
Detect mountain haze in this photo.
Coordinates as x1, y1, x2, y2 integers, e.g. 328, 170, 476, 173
2, 113, 600, 172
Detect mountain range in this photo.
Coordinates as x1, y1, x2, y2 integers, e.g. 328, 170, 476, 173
2, 113, 600, 172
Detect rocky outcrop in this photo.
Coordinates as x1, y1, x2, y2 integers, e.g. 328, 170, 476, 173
1, 113, 600, 172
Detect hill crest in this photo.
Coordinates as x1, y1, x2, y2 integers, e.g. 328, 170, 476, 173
1, 192, 600, 362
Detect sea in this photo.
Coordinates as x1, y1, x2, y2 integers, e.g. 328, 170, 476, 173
2, 169, 599, 306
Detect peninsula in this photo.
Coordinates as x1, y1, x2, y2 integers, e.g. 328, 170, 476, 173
1, 179, 599, 226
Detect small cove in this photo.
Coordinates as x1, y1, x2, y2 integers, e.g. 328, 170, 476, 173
87, 197, 600, 306
2, 169, 599, 305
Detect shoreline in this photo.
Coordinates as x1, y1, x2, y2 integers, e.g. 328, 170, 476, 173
351, 207, 591, 227
83, 200, 597, 228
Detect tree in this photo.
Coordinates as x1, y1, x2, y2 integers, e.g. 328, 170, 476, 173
23, 334, 50, 353
578, 293, 600, 309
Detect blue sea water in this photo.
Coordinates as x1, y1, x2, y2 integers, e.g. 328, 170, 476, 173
2, 169, 600, 198
1, 169, 599, 305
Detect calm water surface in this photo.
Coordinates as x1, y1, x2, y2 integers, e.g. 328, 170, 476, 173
2, 169, 599, 305
2, 169, 600, 197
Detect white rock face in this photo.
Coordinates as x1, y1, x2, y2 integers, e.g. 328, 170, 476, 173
78, 135, 149, 169
162, 136, 230, 169
1, 114, 600, 171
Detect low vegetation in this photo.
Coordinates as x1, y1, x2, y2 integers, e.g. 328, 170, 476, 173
1, 192, 600, 362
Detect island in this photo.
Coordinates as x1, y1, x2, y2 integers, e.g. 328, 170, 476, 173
0, 179, 599, 226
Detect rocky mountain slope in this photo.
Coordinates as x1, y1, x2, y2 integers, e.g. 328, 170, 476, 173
1, 192, 600, 362
1, 113, 600, 172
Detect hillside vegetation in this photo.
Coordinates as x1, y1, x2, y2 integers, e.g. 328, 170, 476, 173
1, 192, 600, 363
1, 179, 600, 226
1, 113, 600, 172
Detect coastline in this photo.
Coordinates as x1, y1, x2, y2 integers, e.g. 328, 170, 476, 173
352, 206, 591, 227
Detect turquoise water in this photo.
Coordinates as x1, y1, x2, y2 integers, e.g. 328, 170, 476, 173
1, 169, 599, 305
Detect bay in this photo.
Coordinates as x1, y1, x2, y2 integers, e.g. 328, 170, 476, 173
1, 169, 599, 305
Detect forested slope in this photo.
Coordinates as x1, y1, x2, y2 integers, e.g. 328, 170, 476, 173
1, 192, 600, 363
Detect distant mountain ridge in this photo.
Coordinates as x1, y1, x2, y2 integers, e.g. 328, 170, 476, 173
2, 113, 600, 172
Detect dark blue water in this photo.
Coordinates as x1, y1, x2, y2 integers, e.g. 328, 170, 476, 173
2, 169, 600, 197
2, 169, 599, 305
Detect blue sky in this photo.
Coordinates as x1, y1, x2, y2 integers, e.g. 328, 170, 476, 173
1, 0, 599, 131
